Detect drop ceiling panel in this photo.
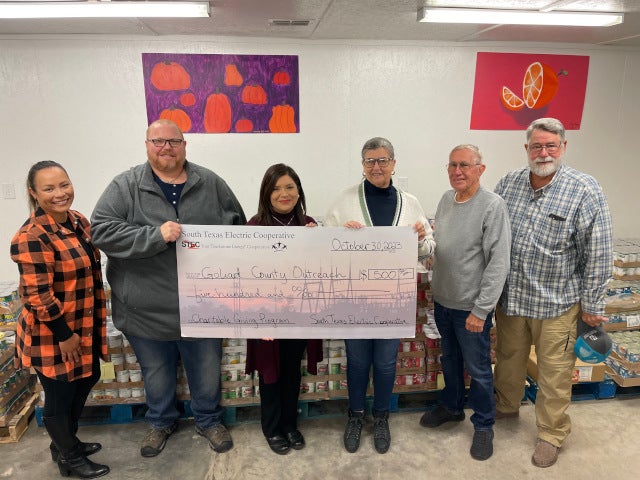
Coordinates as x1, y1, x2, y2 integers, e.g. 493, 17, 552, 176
0, 0, 638, 46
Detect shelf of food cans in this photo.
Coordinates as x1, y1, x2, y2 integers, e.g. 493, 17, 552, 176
602, 255, 640, 387
604, 330, 640, 387
1, 283, 32, 418
1, 333, 38, 443
604, 280, 640, 333
0, 281, 19, 332
612, 238, 640, 280
604, 239, 640, 344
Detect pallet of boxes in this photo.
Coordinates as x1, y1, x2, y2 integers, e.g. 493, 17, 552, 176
96, 328, 146, 404
603, 240, 640, 387
394, 272, 448, 393
1, 283, 38, 443
295, 340, 346, 401
220, 339, 258, 405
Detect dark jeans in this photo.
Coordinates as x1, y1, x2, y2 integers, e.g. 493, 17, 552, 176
127, 334, 224, 430
258, 339, 307, 437
434, 302, 495, 430
345, 338, 400, 412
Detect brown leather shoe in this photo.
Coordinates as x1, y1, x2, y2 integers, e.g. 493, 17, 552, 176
532, 439, 559, 468
495, 409, 519, 420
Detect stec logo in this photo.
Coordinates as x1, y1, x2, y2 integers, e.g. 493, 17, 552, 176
182, 241, 200, 249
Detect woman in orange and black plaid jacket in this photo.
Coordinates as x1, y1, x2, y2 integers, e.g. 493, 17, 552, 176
10, 161, 110, 479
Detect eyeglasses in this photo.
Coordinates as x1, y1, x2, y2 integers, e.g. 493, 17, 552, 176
528, 143, 562, 154
147, 138, 184, 148
363, 157, 393, 168
446, 162, 481, 172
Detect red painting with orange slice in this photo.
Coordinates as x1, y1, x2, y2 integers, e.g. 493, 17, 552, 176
471, 53, 589, 130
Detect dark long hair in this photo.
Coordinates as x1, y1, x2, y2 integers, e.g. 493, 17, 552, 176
26, 160, 68, 212
254, 163, 307, 226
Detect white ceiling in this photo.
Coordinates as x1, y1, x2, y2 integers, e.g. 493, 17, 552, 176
1, 0, 640, 47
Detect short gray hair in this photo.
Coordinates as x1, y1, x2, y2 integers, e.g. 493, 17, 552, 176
361, 137, 395, 160
526, 118, 565, 142
449, 144, 483, 164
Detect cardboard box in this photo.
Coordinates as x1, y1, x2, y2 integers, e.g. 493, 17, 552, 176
605, 298, 640, 314
605, 368, 640, 387
393, 383, 431, 393
222, 345, 247, 354
397, 350, 426, 359
612, 274, 640, 281
614, 260, 640, 268
220, 396, 260, 406
527, 346, 606, 383
605, 351, 640, 384
609, 350, 640, 369
603, 321, 640, 332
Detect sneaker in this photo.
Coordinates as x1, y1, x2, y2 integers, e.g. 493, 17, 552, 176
372, 410, 391, 454
470, 429, 494, 460
196, 423, 233, 453
343, 410, 365, 453
532, 439, 559, 468
419, 405, 465, 428
140, 423, 178, 457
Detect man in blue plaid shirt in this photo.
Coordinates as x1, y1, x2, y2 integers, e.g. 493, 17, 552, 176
493, 118, 613, 468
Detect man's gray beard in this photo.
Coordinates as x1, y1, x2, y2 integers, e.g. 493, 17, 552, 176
529, 156, 560, 177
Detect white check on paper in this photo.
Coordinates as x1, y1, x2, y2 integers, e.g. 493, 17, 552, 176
177, 225, 417, 339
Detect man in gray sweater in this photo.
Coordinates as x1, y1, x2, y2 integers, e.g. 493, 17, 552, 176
419, 144, 510, 461
91, 119, 246, 458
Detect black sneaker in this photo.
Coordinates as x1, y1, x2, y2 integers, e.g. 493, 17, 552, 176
343, 410, 365, 453
419, 405, 465, 428
372, 410, 391, 454
470, 429, 494, 461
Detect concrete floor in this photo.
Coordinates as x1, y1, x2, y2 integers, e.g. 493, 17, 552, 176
1, 396, 638, 480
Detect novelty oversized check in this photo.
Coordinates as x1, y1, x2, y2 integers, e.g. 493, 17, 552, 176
177, 225, 418, 339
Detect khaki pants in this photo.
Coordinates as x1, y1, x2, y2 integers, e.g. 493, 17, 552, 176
494, 303, 579, 447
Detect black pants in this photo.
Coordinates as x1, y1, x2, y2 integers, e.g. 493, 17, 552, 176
258, 339, 307, 438
37, 353, 101, 422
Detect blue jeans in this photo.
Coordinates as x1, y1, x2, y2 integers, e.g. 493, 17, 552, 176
127, 334, 224, 430
434, 302, 495, 430
345, 338, 400, 412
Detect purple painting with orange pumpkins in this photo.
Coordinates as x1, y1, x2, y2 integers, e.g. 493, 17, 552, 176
142, 53, 299, 134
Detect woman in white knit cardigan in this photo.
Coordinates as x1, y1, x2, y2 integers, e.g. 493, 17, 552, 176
324, 137, 435, 455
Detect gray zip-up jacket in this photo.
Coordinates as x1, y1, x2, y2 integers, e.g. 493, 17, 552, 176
91, 161, 246, 340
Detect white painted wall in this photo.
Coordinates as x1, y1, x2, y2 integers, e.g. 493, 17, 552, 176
1, 36, 639, 280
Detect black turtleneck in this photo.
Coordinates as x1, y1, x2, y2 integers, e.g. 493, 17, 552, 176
364, 179, 397, 226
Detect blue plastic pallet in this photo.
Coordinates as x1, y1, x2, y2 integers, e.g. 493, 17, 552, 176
614, 384, 640, 398
221, 401, 260, 425
35, 400, 193, 427
525, 377, 617, 403
221, 393, 414, 426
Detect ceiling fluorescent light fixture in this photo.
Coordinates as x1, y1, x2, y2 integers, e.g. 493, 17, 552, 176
0, 1, 210, 19
417, 7, 623, 27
